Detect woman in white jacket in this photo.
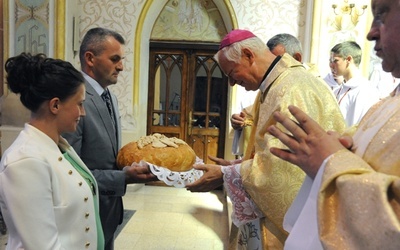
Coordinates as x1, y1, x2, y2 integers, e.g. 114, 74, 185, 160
0, 53, 104, 249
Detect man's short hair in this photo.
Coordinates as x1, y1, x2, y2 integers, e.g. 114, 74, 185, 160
79, 27, 125, 66
267, 33, 302, 57
330, 41, 362, 66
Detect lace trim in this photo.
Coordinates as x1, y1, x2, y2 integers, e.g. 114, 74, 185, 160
146, 157, 204, 188
222, 165, 264, 226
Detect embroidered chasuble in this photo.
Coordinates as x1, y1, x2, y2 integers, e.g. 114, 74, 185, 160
230, 54, 346, 249
317, 93, 400, 249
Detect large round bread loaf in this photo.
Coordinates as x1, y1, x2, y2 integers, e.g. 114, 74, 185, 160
117, 133, 196, 172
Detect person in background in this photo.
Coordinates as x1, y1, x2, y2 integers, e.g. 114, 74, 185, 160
230, 87, 258, 158
267, 33, 321, 78
63, 27, 157, 250
369, 60, 400, 99
267, 33, 303, 61
186, 29, 346, 249
0, 53, 104, 249
267, 0, 400, 248
330, 41, 380, 126
323, 70, 344, 92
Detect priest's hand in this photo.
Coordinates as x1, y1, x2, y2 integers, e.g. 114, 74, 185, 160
186, 164, 223, 192
339, 134, 353, 149
323, 131, 353, 149
231, 112, 246, 130
268, 105, 346, 179
208, 155, 242, 166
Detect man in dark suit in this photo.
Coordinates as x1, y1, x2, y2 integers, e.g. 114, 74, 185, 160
63, 27, 156, 250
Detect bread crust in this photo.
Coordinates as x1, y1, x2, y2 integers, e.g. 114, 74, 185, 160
117, 135, 196, 172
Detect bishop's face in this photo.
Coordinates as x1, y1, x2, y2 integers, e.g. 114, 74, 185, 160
219, 52, 260, 91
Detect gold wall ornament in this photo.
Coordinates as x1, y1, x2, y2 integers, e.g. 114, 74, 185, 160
13, 0, 51, 55
332, 0, 367, 17
331, 0, 368, 30
151, 0, 225, 41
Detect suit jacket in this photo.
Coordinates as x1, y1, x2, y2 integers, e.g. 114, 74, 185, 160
63, 80, 126, 245
0, 124, 100, 249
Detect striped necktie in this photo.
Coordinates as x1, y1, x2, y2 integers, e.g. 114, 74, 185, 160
101, 89, 115, 126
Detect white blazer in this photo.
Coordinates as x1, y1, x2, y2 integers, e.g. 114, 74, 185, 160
0, 124, 100, 250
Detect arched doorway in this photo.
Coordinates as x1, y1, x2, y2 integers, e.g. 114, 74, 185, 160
147, 42, 227, 163
144, 0, 232, 162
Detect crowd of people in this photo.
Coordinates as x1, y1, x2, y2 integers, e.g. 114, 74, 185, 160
1, 0, 399, 249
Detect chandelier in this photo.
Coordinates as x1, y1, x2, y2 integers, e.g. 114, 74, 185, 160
332, 0, 368, 16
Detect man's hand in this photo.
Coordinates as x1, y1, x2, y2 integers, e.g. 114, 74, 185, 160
338, 134, 353, 149
186, 164, 223, 192
124, 162, 158, 184
208, 155, 242, 166
231, 112, 246, 130
268, 105, 346, 179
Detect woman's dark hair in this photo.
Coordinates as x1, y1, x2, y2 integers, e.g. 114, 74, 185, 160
5, 53, 84, 112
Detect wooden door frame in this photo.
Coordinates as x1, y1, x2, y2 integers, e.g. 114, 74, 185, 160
148, 41, 227, 159
147, 47, 188, 139
187, 49, 228, 158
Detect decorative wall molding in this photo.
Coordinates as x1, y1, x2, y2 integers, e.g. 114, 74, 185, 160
151, 0, 226, 42
78, 0, 139, 130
